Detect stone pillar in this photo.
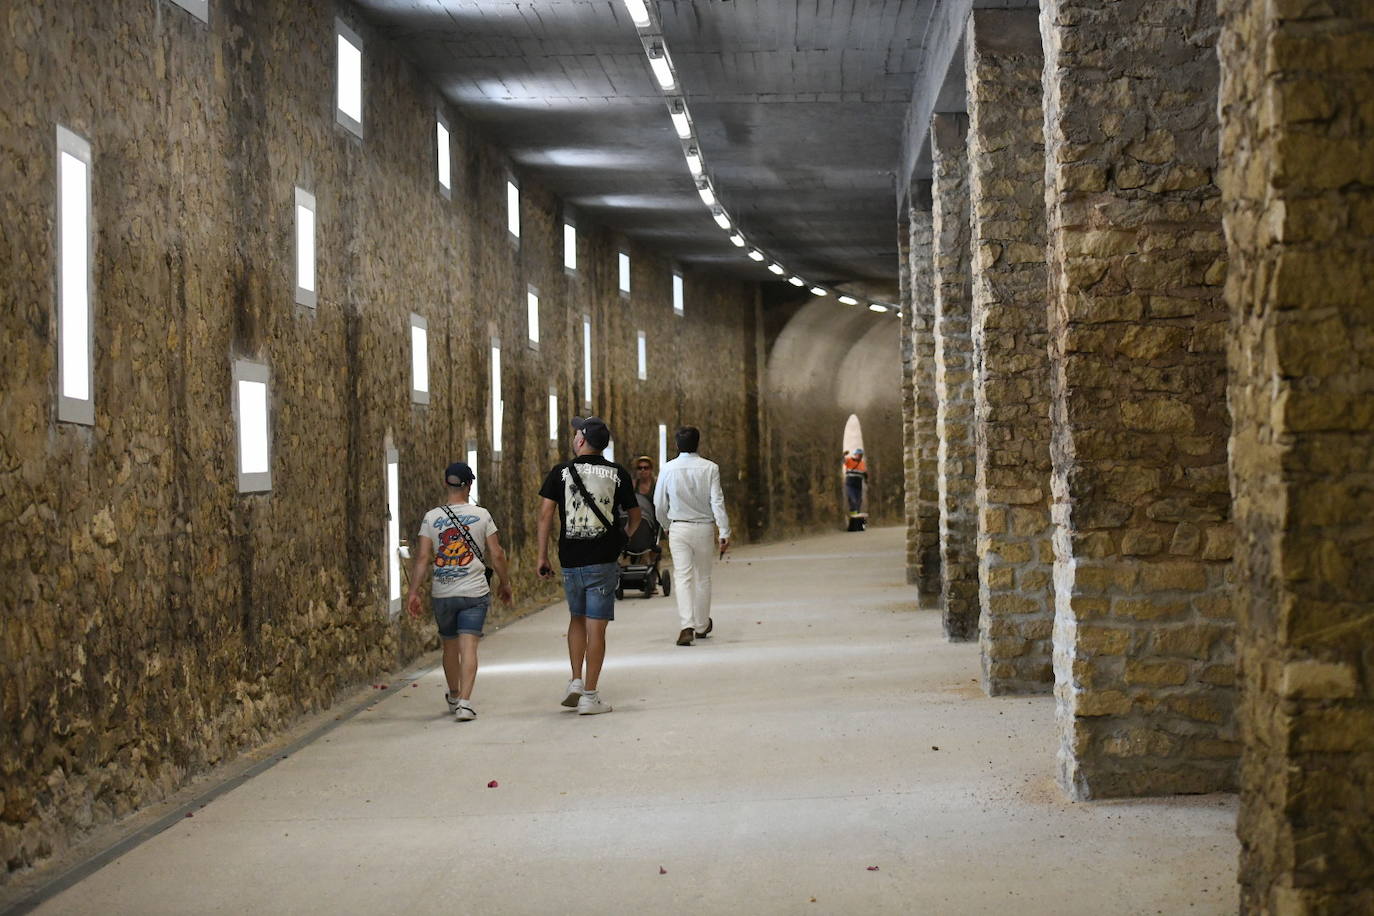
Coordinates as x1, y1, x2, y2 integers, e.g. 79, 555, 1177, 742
966, 11, 1055, 693
907, 194, 942, 605
1218, 0, 1374, 910
930, 113, 978, 642
1042, 0, 1236, 799
898, 214, 919, 585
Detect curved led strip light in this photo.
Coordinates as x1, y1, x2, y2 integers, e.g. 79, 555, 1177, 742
620, 0, 899, 316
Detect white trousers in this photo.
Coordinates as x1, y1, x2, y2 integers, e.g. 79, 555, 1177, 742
668, 522, 717, 632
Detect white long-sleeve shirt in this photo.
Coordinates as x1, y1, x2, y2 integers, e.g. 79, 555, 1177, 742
654, 452, 731, 539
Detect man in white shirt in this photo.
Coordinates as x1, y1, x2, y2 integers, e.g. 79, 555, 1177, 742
654, 426, 731, 646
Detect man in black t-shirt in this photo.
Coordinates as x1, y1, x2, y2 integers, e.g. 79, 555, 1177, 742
537, 416, 640, 716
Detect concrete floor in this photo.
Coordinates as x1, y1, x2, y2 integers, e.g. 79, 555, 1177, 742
32, 526, 1239, 915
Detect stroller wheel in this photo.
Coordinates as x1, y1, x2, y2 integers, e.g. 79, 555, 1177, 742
614, 584, 624, 600
660, 569, 672, 597
644, 568, 658, 598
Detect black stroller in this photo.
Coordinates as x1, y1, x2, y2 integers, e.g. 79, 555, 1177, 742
616, 494, 671, 599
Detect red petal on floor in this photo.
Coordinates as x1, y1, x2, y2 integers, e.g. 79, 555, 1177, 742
487, 780, 499, 788
659, 867, 667, 875
866, 866, 879, 871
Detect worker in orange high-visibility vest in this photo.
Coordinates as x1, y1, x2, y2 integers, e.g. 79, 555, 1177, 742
843, 448, 867, 514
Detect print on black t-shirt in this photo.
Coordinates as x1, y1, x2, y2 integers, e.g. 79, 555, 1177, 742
539, 456, 637, 569
563, 462, 622, 539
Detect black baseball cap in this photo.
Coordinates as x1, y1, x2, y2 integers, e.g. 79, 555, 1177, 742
444, 461, 475, 487
571, 416, 611, 450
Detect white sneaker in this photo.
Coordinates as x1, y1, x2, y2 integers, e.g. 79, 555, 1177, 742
445, 691, 460, 714
455, 700, 476, 721
561, 678, 584, 708
577, 692, 612, 716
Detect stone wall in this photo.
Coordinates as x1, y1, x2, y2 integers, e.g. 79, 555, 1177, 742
899, 216, 920, 582
906, 201, 942, 604
1218, 0, 1374, 909
1041, 0, 1236, 799
965, 11, 1055, 695
0, 0, 763, 877
930, 113, 978, 642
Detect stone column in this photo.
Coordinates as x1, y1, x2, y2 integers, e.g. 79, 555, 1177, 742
907, 194, 942, 606
966, 11, 1055, 693
930, 113, 978, 641
1042, 0, 1236, 799
898, 215, 918, 584
1219, 0, 1374, 910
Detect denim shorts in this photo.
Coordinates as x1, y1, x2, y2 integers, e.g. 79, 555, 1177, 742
562, 561, 619, 621
432, 593, 491, 638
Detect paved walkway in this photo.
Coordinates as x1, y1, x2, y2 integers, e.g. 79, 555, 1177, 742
33, 526, 1238, 915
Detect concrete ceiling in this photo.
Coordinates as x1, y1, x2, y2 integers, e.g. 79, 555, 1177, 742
353, 0, 954, 291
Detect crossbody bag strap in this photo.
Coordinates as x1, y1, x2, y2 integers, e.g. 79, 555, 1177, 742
440, 505, 486, 566
566, 463, 616, 532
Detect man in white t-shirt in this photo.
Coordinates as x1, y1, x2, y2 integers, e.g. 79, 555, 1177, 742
406, 461, 512, 721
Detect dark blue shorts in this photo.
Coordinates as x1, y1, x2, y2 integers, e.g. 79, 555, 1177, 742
562, 561, 618, 621
432, 593, 490, 638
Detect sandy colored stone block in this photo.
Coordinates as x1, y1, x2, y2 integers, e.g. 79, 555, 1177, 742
1120, 398, 1196, 433
1152, 624, 1226, 660
1113, 597, 1189, 621
1280, 659, 1358, 700
1077, 626, 1132, 656
1124, 659, 1190, 686
1137, 561, 1210, 592
1075, 689, 1133, 716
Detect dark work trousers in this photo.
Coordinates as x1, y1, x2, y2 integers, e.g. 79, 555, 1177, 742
845, 477, 864, 513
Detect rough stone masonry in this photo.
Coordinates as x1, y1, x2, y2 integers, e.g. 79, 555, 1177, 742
1041, 0, 1237, 799
965, 10, 1056, 695
1218, 0, 1374, 910
930, 113, 978, 642
906, 198, 942, 604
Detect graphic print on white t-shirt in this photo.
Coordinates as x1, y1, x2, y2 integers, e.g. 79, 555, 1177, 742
563, 463, 620, 540
420, 505, 494, 598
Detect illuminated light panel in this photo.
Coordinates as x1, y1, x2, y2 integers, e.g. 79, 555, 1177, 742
810, 287, 827, 296
386, 450, 400, 607
712, 211, 730, 230
670, 104, 691, 139
697, 185, 715, 206
410, 314, 429, 403
436, 120, 450, 190
747, 249, 765, 262
838, 295, 859, 305
563, 222, 577, 270
648, 48, 674, 90
622, 0, 651, 28
787, 276, 805, 287
729, 234, 745, 247
869, 303, 888, 313
337, 28, 363, 126
767, 263, 785, 275
685, 149, 703, 177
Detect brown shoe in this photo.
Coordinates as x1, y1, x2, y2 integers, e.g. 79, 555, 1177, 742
695, 618, 713, 639
676, 627, 695, 646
